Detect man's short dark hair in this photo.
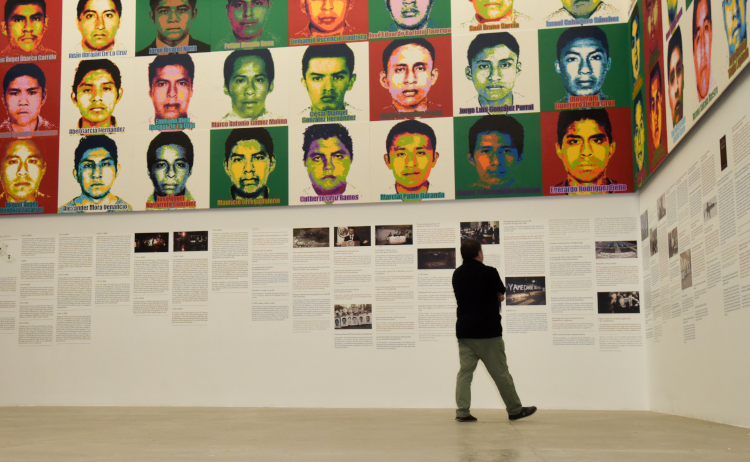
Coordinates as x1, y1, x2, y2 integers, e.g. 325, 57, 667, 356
556, 26, 609, 61
692, 0, 712, 41
467, 32, 520, 67
72, 59, 122, 95
385, 119, 437, 157
77, 0, 122, 18
650, 62, 662, 88
3, 63, 45, 95
468, 115, 524, 160
146, 131, 195, 171
301, 44, 355, 77
556, 109, 613, 146
149, 0, 195, 12
382, 38, 436, 72
74, 135, 118, 170
148, 54, 195, 88
223, 49, 274, 90
668, 26, 683, 64
460, 239, 482, 260
302, 123, 353, 161
5, 0, 46, 21
224, 128, 275, 163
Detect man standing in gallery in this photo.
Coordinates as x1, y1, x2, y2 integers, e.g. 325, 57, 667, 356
452, 238, 536, 422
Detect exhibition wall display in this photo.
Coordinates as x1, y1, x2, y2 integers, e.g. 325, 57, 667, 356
0, 0, 747, 216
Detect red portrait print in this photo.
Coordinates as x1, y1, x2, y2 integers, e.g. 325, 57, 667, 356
0, 59, 61, 135
0, 0, 61, 59
288, 0, 368, 46
647, 57, 668, 170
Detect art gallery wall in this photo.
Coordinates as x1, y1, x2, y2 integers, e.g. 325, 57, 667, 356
638, 69, 750, 428
0, 190, 646, 411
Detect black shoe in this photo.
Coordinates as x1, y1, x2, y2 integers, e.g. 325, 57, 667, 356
455, 414, 478, 422
509, 406, 537, 421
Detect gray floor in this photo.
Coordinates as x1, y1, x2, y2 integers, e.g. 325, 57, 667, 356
1, 408, 748, 461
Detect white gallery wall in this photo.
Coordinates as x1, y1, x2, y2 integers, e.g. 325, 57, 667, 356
638, 69, 750, 428
0, 190, 645, 411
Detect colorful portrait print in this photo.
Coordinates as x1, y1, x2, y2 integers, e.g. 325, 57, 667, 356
667, 0, 679, 24
554, 26, 611, 102
302, 123, 357, 197
224, 127, 276, 199
667, 28, 684, 126
148, 54, 193, 123
467, 0, 531, 27
631, 8, 642, 89
59, 135, 131, 212
693, 0, 713, 101
291, 0, 360, 40
633, 91, 646, 176
136, 0, 210, 56
0, 63, 55, 135
228, 0, 271, 41
645, 0, 660, 53
466, 114, 523, 189
301, 43, 357, 114
386, 0, 434, 30
74, 0, 124, 53
723, 0, 748, 55
648, 62, 666, 165
70, 59, 123, 129
465, 32, 522, 109
222, 49, 277, 121
380, 38, 439, 115
546, 0, 620, 21
0, 138, 45, 203
0, 0, 53, 56
383, 119, 439, 199
146, 131, 196, 209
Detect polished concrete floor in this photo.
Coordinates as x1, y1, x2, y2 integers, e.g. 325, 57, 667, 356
1, 408, 748, 461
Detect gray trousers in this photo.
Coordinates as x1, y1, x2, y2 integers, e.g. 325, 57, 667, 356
456, 336, 523, 417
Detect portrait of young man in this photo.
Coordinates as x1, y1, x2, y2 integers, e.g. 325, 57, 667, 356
464, 32, 525, 110
645, 0, 661, 54
554, 26, 611, 103
145, 131, 196, 209
0, 0, 55, 57
70, 58, 123, 129
693, 0, 714, 102
383, 119, 441, 199
0, 63, 56, 135
723, 0, 747, 56
223, 127, 276, 200
74, 0, 125, 53
300, 123, 359, 199
633, 91, 647, 186
222, 49, 279, 121
216, 0, 281, 49
459, 0, 531, 30
631, 8, 643, 93
383, 0, 438, 31
553, 109, 619, 194
546, 0, 620, 21
59, 135, 131, 212
300, 43, 358, 116
466, 115, 524, 190
148, 53, 194, 126
379, 38, 441, 118
667, 28, 684, 127
648, 63, 665, 165
136, 0, 209, 56
0, 138, 46, 207
290, 0, 361, 41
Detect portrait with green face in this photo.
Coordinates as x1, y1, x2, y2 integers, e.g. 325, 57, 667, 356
145, 131, 195, 209
212, 0, 287, 50
545, 0, 621, 21
300, 43, 358, 116
369, 0, 449, 37
453, 113, 541, 199
135, 0, 210, 56
221, 49, 280, 121
300, 123, 356, 199
70, 59, 123, 129
453, 0, 532, 32
0, 0, 57, 57
210, 126, 288, 207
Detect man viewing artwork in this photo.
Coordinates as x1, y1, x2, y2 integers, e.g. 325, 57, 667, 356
136, 0, 210, 56
452, 238, 536, 422
0, 63, 56, 135
0, 138, 46, 206
74, 0, 125, 53
379, 38, 440, 117
465, 32, 524, 110
546, 0, 619, 21
300, 43, 358, 115
383, 119, 440, 198
466, 115, 524, 189
0, 0, 54, 56
70, 59, 123, 129
222, 49, 278, 121
554, 26, 612, 103
59, 135, 131, 212
224, 127, 276, 200
146, 131, 196, 209
301, 123, 358, 197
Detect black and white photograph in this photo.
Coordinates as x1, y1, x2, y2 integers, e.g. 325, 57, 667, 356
641, 211, 649, 241
460, 221, 500, 245
334, 227, 371, 247
597, 292, 640, 314
134, 233, 169, 253
293, 228, 330, 248
657, 193, 667, 220
334, 304, 372, 329
505, 277, 546, 306
417, 249, 457, 270
668, 227, 678, 258
704, 196, 718, 222
375, 225, 413, 246
680, 249, 693, 290
650, 227, 658, 256
595, 241, 638, 259
720, 135, 728, 171
173, 231, 208, 252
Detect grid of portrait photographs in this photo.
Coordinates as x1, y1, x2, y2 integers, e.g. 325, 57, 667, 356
0, 0, 747, 216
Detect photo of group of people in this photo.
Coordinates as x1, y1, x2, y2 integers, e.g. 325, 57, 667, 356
460, 221, 499, 245
0, 0, 747, 215
334, 303, 372, 329
597, 291, 640, 313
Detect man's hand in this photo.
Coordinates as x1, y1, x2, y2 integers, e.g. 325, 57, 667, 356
498, 293, 505, 302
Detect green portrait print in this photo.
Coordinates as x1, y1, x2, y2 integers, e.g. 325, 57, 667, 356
211, 0, 288, 50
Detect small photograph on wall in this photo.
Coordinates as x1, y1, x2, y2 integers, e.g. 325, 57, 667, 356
668, 227, 678, 258
417, 248, 456, 270
649, 227, 658, 256
657, 193, 666, 220
704, 196, 717, 222
680, 249, 693, 290
134, 233, 169, 253
335, 304, 372, 329
334, 226, 371, 247
375, 224, 413, 245
173, 231, 208, 252
0, 238, 18, 272
505, 277, 546, 306
460, 222, 499, 245
597, 291, 640, 314
720, 135, 728, 171
293, 228, 330, 248
640, 211, 649, 241
595, 241, 638, 259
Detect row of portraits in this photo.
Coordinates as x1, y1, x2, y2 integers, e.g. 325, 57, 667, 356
0, 0, 633, 60
0, 108, 635, 216
0, 25, 636, 138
